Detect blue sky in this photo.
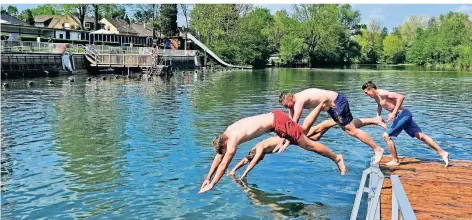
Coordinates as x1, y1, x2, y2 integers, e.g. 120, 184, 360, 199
9, 4, 472, 31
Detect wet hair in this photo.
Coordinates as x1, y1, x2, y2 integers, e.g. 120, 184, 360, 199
279, 92, 293, 104
245, 149, 264, 162
212, 134, 227, 154
362, 81, 377, 90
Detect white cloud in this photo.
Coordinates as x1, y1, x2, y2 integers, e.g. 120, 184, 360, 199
455, 5, 472, 20
455, 5, 472, 12
361, 7, 386, 25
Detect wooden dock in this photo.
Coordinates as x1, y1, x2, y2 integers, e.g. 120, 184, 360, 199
379, 156, 472, 219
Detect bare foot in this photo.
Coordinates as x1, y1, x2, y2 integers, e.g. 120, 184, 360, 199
336, 154, 347, 175
373, 148, 384, 165
386, 160, 400, 166
440, 151, 449, 167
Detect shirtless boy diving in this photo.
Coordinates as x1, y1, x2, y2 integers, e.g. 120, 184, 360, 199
229, 117, 385, 179
279, 88, 385, 164
199, 101, 346, 194
362, 81, 449, 167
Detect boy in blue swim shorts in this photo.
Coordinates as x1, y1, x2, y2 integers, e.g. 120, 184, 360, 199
279, 88, 386, 164
362, 81, 449, 167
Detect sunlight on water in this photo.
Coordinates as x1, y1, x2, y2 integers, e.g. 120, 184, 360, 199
2, 68, 471, 219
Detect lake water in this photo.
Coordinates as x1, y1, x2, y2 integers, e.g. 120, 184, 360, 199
2, 68, 471, 219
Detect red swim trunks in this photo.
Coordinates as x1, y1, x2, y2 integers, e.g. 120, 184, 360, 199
272, 109, 303, 144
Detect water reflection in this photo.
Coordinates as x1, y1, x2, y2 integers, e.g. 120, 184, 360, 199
232, 177, 349, 220
1, 68, 471, 219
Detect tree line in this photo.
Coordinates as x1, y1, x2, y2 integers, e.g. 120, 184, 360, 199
188, 4, 472, 69
3, 4, 472, 69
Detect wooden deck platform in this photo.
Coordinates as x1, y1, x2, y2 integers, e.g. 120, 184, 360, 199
379, 156, 472, 219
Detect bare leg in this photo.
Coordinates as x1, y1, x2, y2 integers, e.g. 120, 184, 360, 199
301, 105, 325, 133
343, 122, 384, 165
307, 118, 382, 141
352, 118, 387, 129
307, 120, 337, 140
414, 132, 449, 167
383, 132, 400, 166
297, 135, 347, 175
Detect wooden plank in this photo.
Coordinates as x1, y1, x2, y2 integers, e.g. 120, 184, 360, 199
380, 156, 472, 220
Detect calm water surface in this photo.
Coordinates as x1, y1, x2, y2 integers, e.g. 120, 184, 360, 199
2, 68, 471, 219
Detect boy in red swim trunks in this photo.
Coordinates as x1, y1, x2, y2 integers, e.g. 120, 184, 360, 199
229, 117, 384, 179
199, 101, 346, 194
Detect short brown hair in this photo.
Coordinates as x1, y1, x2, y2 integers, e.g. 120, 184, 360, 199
362, 81, 377, 90
279, 92, 293, 104
245, 149, 264, 162
212, 134, 227, 154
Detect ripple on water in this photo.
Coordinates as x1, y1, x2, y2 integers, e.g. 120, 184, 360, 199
1, 70, 472, 219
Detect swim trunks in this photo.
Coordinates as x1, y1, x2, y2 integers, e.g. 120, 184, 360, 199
327, 93, 353, 126
387, 109, 422, 138
272, 109, 303, 144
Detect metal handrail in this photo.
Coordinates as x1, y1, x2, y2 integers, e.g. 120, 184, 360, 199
1, 40, 198, 57
350, 165, 385, 220
350, 157, 417, 220
391, 175, 417, 220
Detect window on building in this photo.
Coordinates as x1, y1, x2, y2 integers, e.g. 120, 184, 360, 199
59, 34, 64, 39
85, 23, 90, 29
64, 23, 70, 28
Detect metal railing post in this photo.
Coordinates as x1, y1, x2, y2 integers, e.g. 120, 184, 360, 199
391, 175, 416, 220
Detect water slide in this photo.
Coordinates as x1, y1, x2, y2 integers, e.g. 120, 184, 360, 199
186, 33, 252, 69
62, 54, 75, 72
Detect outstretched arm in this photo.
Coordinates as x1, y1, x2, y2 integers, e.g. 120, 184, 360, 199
376, 103, 383, 118
292, 103, 304, 123
289, 108, 294, 120
200, 154, 222, 190
199, 140, 237, 193
240, 148, 264, 179
228, 158, 249, 176
273, 138, 290, 153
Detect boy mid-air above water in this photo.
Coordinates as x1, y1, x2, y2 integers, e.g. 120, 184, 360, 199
279, 88, 386, 165
362, 81, 449, 167
199, 101, 346, 194
229, 117, 385, 179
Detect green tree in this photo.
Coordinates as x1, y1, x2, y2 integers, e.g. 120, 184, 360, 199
90, 4, 126, 30
133, 4, 160, 38
160, 4, 178, 37
30, 4, 60, 16
352, 19, 384, 63
383, 35, 405, 63
7, 5, 18, 16
293, 4, 343, 66
190, 4, 239, 44
268, 10, 298, 55
62, 4, 90, 30
405, 12, 472, 68
290, 4, 361, 66
232, 8, 274, 67
26, 9, 35, 25
179, 4, 192, 28
398, 15, 428, 46
92, 4, 100, 30
337, 4, 362, 64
